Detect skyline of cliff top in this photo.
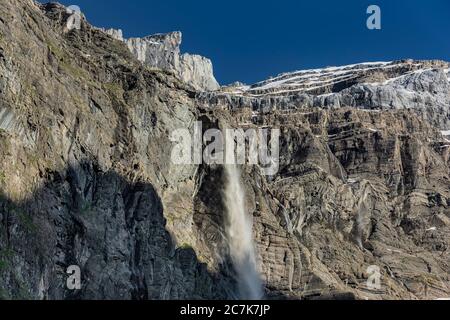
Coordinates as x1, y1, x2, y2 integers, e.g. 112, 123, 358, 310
38, 0, 450, 85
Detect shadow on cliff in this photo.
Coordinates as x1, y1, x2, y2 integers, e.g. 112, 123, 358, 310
0, 161, 235, 300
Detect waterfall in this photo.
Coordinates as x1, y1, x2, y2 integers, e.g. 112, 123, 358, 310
223, 164, 263, 300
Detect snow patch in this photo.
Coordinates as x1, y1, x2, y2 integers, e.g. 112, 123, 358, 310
246, 61, 429, 96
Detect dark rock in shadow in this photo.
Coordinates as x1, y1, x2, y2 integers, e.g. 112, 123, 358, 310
0, 161, 232, 300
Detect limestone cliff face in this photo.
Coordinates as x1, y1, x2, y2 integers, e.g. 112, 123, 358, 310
96, 26, 220, 92
0, 0, 230, 300
123, 31, 219, 91
199, 61, 450, 129
0, 0, 449, 300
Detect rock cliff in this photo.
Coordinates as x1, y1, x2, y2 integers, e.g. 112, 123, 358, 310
96, 26, 220, 92
0, 0, 449, 300
124, 30, 219, 91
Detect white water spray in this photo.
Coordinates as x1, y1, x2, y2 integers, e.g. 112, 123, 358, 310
223, 164, 263, 300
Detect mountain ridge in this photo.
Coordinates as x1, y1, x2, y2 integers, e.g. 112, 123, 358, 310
0, 0, 449, 300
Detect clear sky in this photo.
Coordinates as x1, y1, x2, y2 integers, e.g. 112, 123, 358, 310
42, 0, 450, 85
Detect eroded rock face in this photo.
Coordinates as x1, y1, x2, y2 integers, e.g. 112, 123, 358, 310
198, 60, 450, 129
0, 0, 231, 300
93, 24, 220, 92
0, 0, 449, 300
121, 30, 219, 91
191, 107, 450, 300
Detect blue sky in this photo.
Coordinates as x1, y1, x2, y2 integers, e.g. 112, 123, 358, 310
44, 0, 450, 85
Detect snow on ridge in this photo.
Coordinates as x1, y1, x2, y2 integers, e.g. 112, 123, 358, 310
224, 60, 447, 98
246, 61, 430, 93
364, 68, 434, 87
251, 61, 391, 88
270, 61, 390, 80
248, 73, 358, 92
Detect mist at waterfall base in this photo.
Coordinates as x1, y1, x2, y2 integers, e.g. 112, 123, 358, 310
223, 164, 264, 300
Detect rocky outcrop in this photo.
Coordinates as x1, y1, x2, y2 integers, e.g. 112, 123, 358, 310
0, 0, 231, 299
93, 28, 220, 92
198, 60, 450, 130
97, 28, 123, 41
93, 21, 219, 91
125, 32, 219, 91
0, 0, 449, 300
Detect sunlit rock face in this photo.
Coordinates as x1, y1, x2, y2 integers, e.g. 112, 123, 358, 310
198, 60, 450, 129
0, 0, 449, 300
123, 31, 220, 91
93, 27, 220, 91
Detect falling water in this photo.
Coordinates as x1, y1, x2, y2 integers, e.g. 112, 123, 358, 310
223, 164, 263, 300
